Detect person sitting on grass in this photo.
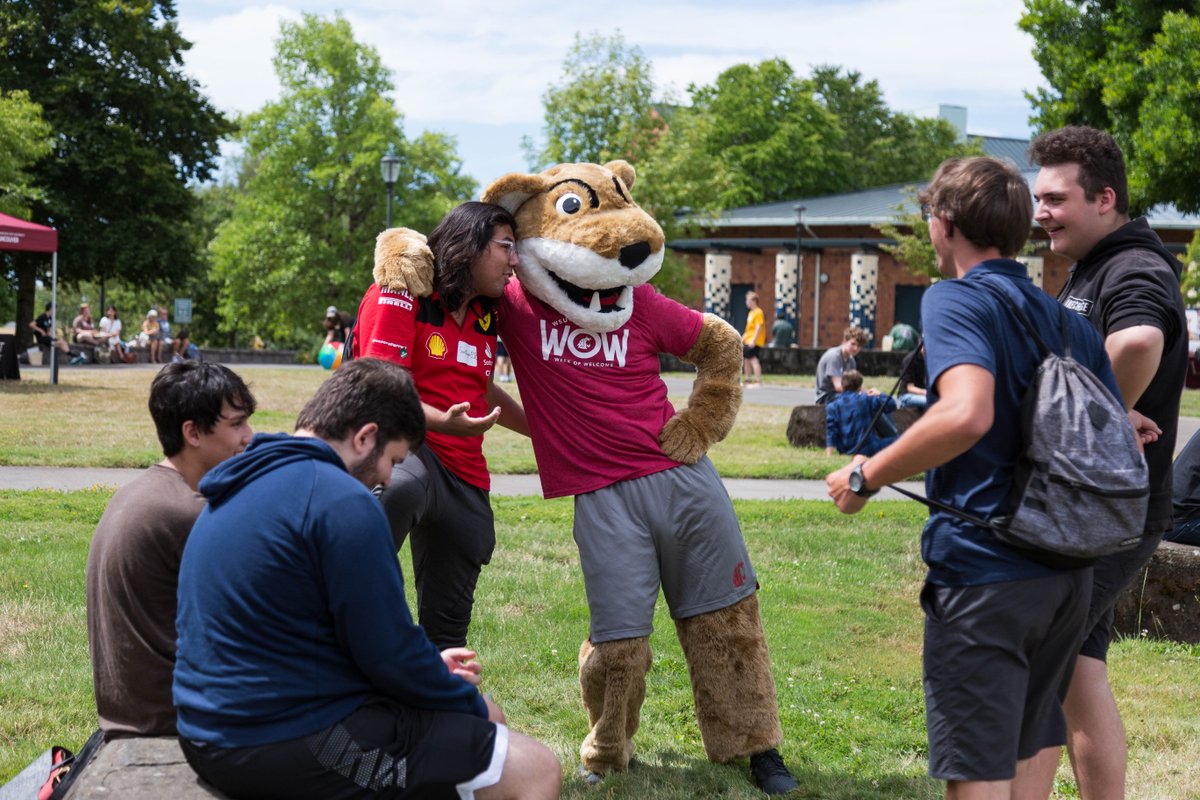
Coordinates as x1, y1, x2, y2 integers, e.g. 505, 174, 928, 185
824, 369, 897, 457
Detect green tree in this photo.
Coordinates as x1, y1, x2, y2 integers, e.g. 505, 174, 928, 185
686, 59, 845, 208
0, 89, 51, 216
209, 13, 474, 348
0, 0, 230, 346
0, 88, 52, 329
523, 31, 659, 169
805, 66, 975, 191
1020, 1, 1200, 214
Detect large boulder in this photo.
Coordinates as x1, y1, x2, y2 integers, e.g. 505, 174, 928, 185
64, 738, 228, 799
787, 405, 923, 448
1112, 540, 1200, 644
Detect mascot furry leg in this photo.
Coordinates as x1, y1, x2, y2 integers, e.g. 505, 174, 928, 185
675, 594, 782, 761
578, 637, 653, 774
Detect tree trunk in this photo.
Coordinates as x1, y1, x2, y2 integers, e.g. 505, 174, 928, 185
15, 254, 37, 349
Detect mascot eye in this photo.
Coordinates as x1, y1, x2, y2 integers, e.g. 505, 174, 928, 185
556, 193, 583, 215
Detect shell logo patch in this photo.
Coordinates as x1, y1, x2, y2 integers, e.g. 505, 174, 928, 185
426, 333, 448, 359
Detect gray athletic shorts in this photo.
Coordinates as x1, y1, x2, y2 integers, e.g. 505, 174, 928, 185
573, 456, 757, 643
921, 569, 1092, 782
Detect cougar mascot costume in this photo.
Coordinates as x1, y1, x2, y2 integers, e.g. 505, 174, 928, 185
479, 161, 796, 793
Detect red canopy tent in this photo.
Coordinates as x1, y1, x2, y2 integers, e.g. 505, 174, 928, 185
0, 212, 58, 253
0, 213, 61, 382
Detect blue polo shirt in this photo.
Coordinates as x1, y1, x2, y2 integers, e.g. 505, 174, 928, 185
920, 259, 1121, 586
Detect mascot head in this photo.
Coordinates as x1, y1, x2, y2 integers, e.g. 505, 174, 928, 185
482, 160, 664, 332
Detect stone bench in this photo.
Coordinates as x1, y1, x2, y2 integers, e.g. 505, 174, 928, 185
64, 738, 229, 799
1113, 540, 1200, 644
786, 404, 924, 448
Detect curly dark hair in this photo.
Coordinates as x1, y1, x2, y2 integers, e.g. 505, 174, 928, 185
1027, 126, 1129, 215
427, 202, 516, 312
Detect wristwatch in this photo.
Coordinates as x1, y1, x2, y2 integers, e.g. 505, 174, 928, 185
849, 463, 878, 498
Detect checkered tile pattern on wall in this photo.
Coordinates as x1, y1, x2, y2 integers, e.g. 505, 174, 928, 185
705, 253, 732, 320
849, 253, 879, 344
774, 253, 799, 326
1018, 256, 1044, 289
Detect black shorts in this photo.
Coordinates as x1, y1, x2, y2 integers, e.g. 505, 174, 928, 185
180, 697, 505, 799
1078, 529, 1162, 661
921, 570, 1091, 782
742, 344, 761, 360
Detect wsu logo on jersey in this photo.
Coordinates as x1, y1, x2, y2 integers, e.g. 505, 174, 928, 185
426, 333, 448, 359
539, 320, 629, 367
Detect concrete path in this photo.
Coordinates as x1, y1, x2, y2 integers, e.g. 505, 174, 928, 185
0, 466, 926, 501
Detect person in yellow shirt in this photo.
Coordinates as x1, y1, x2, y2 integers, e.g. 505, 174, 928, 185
742, 291, 765, 386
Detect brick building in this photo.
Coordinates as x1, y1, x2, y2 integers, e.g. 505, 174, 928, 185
669, 135, 1197, 350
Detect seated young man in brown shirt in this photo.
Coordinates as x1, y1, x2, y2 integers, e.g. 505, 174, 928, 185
86, 361, 256, 738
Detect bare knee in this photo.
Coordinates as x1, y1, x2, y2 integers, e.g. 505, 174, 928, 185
480, 730, 561, 800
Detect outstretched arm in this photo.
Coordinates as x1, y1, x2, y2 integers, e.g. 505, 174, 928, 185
660, 314, 743, 464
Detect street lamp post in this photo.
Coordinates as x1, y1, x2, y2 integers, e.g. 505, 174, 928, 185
793, 204, 805, 346
380, 146, 401, 229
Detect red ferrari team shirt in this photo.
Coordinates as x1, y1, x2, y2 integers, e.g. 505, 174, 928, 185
353, 284, 496, 490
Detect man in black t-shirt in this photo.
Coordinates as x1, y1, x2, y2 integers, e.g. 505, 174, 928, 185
1028, 125, 1187, 797
28, 302, 71, 357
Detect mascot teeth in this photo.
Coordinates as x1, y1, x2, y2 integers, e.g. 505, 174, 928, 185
589, 291, 602, 312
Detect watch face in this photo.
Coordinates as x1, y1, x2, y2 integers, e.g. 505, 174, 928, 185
849, 467, 864, 493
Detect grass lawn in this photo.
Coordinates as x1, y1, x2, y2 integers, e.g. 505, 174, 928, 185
0, 367, 855, 479
2, 492, 1198, 797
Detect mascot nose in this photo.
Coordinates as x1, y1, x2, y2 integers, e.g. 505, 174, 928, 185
619, 242, 651, 269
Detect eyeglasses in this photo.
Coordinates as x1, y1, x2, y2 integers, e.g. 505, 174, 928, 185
920, 204, 933, 224
491, 239, 517, 256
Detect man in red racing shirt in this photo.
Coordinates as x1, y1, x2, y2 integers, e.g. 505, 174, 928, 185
353, 202, 528, 650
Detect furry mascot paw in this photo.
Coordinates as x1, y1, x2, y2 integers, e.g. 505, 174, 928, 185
373, 227, 434, 296
660, 314, 744, 464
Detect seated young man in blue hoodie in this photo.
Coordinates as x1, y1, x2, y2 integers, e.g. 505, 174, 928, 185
173, 359, 561, 800
824, 370, 898, 457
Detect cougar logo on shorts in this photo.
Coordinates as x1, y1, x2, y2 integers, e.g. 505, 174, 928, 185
426, 333, 447, 359
732, 561, 746, 588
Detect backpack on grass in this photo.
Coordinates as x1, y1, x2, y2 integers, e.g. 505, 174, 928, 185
890, 281, 1149, 567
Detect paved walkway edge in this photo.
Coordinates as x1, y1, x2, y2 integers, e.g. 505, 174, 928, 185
0, 466, 925, 501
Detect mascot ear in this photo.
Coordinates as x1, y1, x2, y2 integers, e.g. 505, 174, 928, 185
605, 160, 636, 192
482, 172, 548, 215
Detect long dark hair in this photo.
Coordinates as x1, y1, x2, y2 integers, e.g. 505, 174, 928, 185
427, 202, 516, 312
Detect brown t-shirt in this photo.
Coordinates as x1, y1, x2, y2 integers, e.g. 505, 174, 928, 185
86, 464, 204, 737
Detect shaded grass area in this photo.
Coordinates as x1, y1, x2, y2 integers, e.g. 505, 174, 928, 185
2, 492, 1197, 797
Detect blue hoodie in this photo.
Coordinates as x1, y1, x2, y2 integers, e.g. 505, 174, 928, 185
173, 433, 487, 748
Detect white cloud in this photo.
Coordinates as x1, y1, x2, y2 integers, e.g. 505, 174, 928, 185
177, 0, 1042, 182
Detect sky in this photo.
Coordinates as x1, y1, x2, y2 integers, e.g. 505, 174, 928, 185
176, 0, 1046, 188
